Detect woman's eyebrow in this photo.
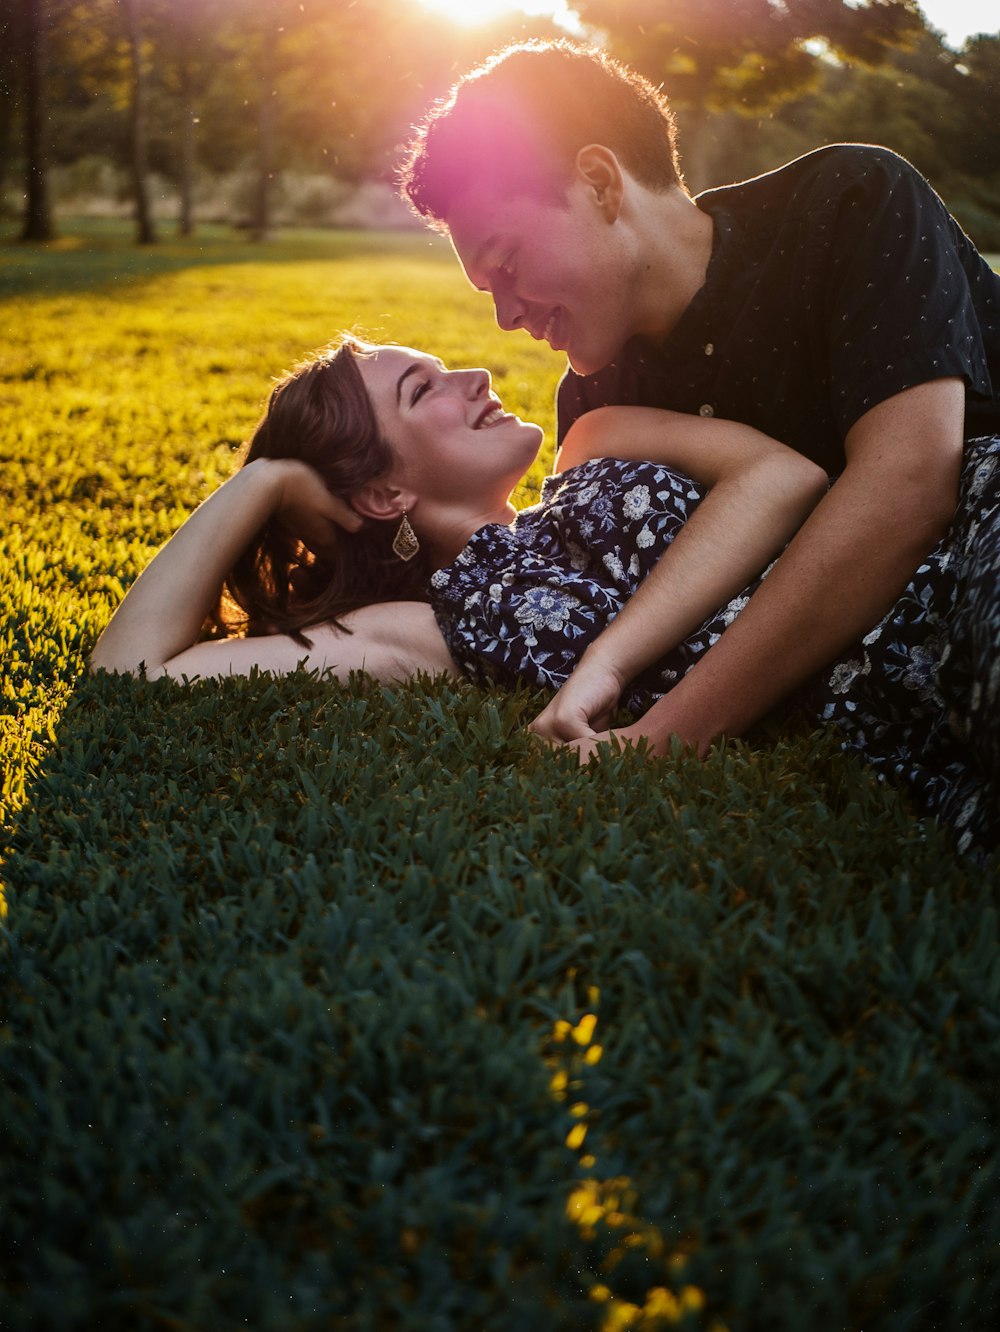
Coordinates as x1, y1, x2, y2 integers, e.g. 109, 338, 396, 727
396, 364, 420, 406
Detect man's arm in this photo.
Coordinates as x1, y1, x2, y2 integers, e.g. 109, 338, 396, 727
530, 406, 829, 741
575, 377, 964, 757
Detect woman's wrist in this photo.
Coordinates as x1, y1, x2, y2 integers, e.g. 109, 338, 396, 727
576, 639, 638, 690
243, 455, 307, 497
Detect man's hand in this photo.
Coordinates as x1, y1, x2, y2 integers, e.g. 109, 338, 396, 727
528, 657, 626, 744
562, 723, 650, 764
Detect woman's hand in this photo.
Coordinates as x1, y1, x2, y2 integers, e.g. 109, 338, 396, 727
528, 656, 626, 744
274, 459, 363, 556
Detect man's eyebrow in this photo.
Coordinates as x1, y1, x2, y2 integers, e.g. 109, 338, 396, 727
471, 234, 499, 291
396, 363, 420, 407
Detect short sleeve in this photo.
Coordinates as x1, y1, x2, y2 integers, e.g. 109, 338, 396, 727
816, 149, 993, 435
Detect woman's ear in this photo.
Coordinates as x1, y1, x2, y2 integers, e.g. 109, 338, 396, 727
575, 144, 625, 222
351, 481, 413, 523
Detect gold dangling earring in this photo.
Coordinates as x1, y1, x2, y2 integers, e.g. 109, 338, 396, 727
392, 510, 420, 562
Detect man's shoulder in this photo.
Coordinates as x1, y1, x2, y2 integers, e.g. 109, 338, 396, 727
696, 143, 919, 216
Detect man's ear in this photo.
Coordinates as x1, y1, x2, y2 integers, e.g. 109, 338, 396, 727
575, 144, 625, 222
351, 481, 413, 523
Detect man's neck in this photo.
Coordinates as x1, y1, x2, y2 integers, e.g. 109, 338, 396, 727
629, 185, 714, 343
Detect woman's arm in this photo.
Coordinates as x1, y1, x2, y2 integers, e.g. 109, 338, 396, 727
531, 406, 829, 742
89, 458, 457, 683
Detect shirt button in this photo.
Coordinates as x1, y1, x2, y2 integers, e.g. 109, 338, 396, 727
704, 342, 714, 356
698, 403, 715, 417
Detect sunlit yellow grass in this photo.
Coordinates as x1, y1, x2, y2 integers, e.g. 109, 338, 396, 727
0, 230, 564, 835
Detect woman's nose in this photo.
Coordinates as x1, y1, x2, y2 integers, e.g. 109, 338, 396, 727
455, 367, 491, 397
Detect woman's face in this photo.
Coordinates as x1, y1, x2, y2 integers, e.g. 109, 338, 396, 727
357, 346, 544, 519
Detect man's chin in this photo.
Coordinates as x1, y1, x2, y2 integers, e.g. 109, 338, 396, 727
565, 347, 609, 378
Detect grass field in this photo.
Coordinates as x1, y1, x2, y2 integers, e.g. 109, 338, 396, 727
1, 222, 998, 1330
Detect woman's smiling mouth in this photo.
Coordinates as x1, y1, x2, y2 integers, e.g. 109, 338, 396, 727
474, 401, 509, 428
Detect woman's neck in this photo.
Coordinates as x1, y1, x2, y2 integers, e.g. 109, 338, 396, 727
426, 499, 517, 569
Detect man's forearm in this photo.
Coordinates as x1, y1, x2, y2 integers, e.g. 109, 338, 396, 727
578, 449, 826, 683
634, 437, 960, 752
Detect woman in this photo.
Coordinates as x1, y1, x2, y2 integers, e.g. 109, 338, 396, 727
91, 338, 999, 853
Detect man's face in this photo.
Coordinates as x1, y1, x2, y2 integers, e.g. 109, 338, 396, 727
446, 176, 636, 378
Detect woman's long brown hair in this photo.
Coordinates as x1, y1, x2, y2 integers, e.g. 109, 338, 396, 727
211, 338, 433, 646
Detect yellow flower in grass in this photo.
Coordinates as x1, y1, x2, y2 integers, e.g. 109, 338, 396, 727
566, 1121, 588, 1150
642, 1287, 681, 1322
553, 1019, 573, 1042
572, 1013, 598, 1046
567, 1179, 599, 1213
584, 1043, 604, 1064
680, 1286, 706, 1313
602, 1298, 641, 1330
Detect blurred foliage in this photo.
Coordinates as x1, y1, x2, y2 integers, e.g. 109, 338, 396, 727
573, 0, 922, 116
1, 230, 999, 1329
684, 25, 1000, 243
1, 1, 999, 245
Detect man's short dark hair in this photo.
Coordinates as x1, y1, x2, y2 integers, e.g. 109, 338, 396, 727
399, 40, 683, 232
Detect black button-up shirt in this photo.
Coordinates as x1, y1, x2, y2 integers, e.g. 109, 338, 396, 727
557, 145, 1000, 475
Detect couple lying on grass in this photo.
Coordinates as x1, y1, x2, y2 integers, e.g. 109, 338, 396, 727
92, 336, 1000, 856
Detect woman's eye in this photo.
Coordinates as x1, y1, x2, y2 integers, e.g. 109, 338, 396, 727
411, 380, 431, 405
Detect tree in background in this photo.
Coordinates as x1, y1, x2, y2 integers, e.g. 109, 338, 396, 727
147, 0, 227, 236
715, 25, 1000, 247
119, 0, 155, 242
4, 0, 997, 249
19, 0, 56, 240
0, 0, 21, 211
949, 34, 1000, 180
572, 0, 924, 188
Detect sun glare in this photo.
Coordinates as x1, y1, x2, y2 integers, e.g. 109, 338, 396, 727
417, 0, 580, 31
419, 0, 517, 23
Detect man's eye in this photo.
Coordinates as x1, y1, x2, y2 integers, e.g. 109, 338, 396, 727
491, 255, 515, 286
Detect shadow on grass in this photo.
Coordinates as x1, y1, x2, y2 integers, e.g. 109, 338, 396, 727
0, 216, 453, 299
2, 663, 998, 1331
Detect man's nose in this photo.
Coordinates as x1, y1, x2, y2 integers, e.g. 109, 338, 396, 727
493, 288, 525, 333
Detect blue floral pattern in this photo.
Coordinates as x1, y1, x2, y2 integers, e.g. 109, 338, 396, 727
430, 447, 1000, 854
801, 436, 1000, 854
430, 458, 755, 712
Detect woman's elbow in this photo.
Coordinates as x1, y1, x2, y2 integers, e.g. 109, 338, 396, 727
778, 455, 829, 519
88, 640, 162, 679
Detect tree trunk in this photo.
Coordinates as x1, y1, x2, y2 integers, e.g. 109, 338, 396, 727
0, 1, 20, 212
178, 64, 195, 237
250, 26, 276, 243
20, 0, 55, 242
121, 0, 156, 245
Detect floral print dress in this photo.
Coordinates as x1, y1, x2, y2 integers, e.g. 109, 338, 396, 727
430, 444, 1000, 854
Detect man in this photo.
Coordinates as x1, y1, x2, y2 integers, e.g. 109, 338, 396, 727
399, 40, 1000, 763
